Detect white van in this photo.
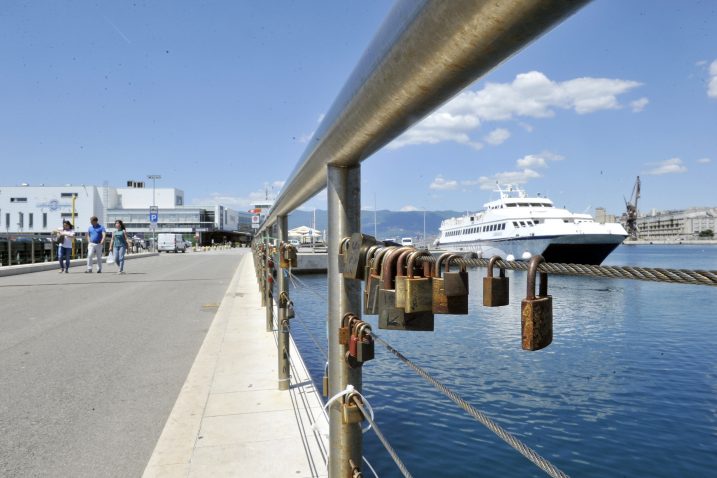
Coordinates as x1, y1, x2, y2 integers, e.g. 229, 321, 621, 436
401, 237, 414, 246
158, 233, 187, 253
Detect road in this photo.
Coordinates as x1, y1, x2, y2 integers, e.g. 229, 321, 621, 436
0, 249, 247, 477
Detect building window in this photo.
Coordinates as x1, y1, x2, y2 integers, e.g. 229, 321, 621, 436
29, 213, 33, 229
43, 213, 48, 228
18, 212, 24, 229
176, 196, 183, 206
5, 213, 9, 229
60, 193, 77, 198
10, 197, 27, 202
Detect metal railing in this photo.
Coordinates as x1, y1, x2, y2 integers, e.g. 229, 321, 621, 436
253, 1, 592, 476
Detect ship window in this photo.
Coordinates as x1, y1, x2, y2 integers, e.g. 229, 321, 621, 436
530, 203, 542, 207
563, 219, 569, 223
512, 221, 518, 227
520, 221, 526, 226
507, 203, 517, 207
501, 223, 505, 230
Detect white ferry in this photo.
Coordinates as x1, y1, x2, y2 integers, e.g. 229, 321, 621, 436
434, 185, 627, 265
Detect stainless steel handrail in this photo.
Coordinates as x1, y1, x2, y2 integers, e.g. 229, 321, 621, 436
258, 0, 590, 233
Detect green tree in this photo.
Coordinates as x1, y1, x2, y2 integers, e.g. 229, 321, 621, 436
698, 229, 714, 238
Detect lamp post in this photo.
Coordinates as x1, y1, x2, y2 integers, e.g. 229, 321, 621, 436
147, 174, 161, 252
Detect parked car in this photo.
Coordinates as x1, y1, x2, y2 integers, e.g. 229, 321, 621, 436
158, 233, 187, 253
401, 237, 414, 246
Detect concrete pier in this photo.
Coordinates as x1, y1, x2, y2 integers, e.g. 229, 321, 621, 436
143, 251, 328, 477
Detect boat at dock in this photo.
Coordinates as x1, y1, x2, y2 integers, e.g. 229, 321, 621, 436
434, 184, 627, 265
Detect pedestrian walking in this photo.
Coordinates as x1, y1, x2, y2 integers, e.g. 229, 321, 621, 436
55, 220, 75, 273
85, 216, 106, 273
109, 219, 129, 274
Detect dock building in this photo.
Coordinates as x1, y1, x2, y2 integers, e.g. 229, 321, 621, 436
636, 207, 716, 240
0, 181, 253, 243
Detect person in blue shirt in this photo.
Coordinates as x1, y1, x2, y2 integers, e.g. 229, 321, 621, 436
109, 219, 130, 274
85, 216, 106, 273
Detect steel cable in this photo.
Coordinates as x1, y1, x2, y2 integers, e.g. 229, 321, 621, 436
372, 333, 571, 478
351, 395, 414, 478
411, 255, 717, 287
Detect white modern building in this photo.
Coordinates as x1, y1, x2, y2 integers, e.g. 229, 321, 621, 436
0, 181, 252, 240
636, 207, 717, 240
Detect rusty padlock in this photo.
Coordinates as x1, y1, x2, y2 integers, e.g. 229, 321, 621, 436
483, 255, 509, 307
345, 233, 377, 280
404, 251, 433, 314
444, 255, 469, 298
394, 249, 415, 309
363, 247, 394, 315
337, 237, 350, 274
521, 255, 552, 351
432, 253, 468, 314
339, 312, 358, 346
283, 243, 298, 268
379, 248, 433, 331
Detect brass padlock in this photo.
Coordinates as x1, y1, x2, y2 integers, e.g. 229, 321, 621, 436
344, 233, 377, 280
342, 395, 364, 424
483, 255, 509, 307
432, 253, 469, 314
379, 248, 434, 331
394, 249, 414, 309
337, 237, 350, 274
404, 251, 433, 313
284, 243, 298, 268
362, 245, 380, 288
339, 312, 358, 346
521, 255, 552, 351
363, 247, 394, 315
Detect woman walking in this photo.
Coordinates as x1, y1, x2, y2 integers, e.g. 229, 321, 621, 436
55, 220, 75, 273
109, 219, 129, 274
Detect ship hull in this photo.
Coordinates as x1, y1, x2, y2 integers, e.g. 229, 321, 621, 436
438, 233, 625, 265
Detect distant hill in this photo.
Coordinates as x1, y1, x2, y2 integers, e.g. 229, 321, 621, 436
287, 209, 463, 242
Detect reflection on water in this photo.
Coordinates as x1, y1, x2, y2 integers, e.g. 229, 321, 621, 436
288, 245, 717, 477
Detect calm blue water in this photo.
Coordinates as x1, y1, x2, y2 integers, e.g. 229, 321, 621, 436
288, 245, 717, 477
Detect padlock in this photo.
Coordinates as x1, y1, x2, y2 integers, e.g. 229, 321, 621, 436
362, 245, 380, 287
377, 246, 409, 318
337, 237, 351, 274
342, 395, 364, 424
363, 247, 394, 315
432, 253, 454, 314
379, 248, 434, 331
282, 243, 297, 268
339, 312, 357, 346
483, 255, 509, 307
404, 251, 433, 313
438, 254, 469, 314
394, 249, 415, 309
344, 233, 377, 280
521, 255, 552, 351
355, 322, 374, 363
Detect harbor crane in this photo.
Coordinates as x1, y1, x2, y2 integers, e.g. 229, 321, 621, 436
624, 176, 641, 240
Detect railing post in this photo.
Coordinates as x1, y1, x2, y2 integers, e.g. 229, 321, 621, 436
327, 164, 362, 477
277, 215, 290, 391
265, 233, 274, 332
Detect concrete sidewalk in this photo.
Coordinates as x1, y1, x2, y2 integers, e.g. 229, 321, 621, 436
0, 252, 158, 277
143, 250, 328, 477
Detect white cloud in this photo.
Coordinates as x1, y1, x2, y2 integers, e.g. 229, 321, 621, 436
429, 176, 458, 190
400, 205, 420, 212
697, 157, 711, 164
483, 128, 511, 145
272, 180, 285, 189
645, 158, 687, 175
630, 97, 649, 112
516, 151, 564, 169
390, 70, 641, 150
708, 60, 717, 99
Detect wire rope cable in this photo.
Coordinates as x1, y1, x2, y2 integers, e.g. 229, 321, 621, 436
372, 332, 571, 478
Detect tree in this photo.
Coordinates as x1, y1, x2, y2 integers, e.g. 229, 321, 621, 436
698, 229, 714, 238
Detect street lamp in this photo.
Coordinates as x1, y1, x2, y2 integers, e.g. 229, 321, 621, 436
147, 174, 161, 251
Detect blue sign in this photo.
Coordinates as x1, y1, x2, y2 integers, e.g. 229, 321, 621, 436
149, 206, 159, 224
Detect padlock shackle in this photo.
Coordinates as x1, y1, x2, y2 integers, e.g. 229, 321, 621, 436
364, 245, 380, 269
342, 312, 357, 329
339, 237, 350, 254
407, 251, 431, 278
445, 254, 466, 273
382, 246, 412, 289
433, 252, 453, 278
396, 249, 414, 277
487, 255, 506, 278
372, 246, 395, 275
526, 255, 545, 300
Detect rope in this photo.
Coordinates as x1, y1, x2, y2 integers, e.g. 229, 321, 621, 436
415, 255, 717, 287
351, 394, 413, 478
372, 333, 570, 478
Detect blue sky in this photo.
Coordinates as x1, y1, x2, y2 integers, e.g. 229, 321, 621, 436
1, 1, 715, 217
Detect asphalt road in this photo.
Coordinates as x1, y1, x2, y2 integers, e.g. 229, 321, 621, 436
0, 249, 247, 478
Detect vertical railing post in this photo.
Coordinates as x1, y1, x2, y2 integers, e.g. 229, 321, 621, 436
327, 164, 362, 477
277, 215, 290, 391
265, 232, 274, 332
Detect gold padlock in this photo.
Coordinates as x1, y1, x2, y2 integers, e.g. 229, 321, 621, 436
405, 251, 433, 313
394, 249, 415, 309
521, 255, 552, 351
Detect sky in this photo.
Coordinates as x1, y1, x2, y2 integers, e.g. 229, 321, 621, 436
1, 1, 715, 217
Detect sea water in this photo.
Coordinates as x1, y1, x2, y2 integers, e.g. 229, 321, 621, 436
288, 245, 717, 477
